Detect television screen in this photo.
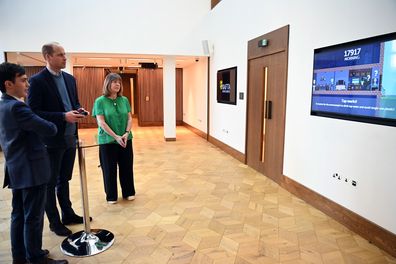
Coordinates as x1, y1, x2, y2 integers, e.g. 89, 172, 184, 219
311, 32, 396, 127
217, 67, 237, 105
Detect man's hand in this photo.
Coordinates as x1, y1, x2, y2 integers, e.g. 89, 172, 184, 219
65, 110, 85, 123
77, 108, 90, 116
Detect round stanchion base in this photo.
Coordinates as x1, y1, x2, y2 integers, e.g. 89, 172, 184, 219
60, 229, 114, 257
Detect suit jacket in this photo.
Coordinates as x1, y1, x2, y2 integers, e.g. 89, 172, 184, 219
28, 68, 80, 147
0, 94, 57, 189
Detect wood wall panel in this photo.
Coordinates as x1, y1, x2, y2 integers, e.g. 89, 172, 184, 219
120, 73, 138, 116
25, 66, 45, 78
153, 69, 164, 124
121, 74, 132, 103
74, 67, 105, 128
137, 68, 183, 126
247, 25, 289, 60
176, 68, 183, 125
137, 68, 164, 126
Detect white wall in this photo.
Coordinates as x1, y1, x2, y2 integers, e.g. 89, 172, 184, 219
200, 0, 396, 233
0, 0, 210, 55
183, 57, 208, 133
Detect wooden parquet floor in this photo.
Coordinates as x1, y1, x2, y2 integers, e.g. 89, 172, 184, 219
0, 124, 395, 263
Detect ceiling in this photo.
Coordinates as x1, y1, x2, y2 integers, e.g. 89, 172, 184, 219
6, 52, 204, 69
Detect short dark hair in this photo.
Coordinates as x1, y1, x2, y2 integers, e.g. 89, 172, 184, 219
0, 62, 26, 93
42, 42, 60, 58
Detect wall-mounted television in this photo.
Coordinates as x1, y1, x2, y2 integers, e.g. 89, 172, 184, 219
311, 32, 396, 127
217, 67, 237, 105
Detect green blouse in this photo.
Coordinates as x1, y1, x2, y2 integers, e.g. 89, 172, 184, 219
92, 95, 133, 144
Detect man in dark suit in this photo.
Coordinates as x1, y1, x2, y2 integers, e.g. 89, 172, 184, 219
28, 42, 91, 237
0, 62, 68, 264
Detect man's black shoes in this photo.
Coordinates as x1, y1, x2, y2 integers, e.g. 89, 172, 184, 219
31, 256, 68, 264
50, 214, 93, 236
12, 259, 28, 264
12, 249, 50, 263
49, 223, 72, 236
62, 214, 92, 225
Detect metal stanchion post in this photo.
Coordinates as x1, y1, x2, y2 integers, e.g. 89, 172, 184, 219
60, 140, 114, 257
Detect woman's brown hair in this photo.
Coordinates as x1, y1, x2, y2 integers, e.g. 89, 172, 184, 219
102, 73, 123, 97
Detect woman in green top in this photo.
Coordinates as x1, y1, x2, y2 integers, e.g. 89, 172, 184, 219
92, 73, 135, 204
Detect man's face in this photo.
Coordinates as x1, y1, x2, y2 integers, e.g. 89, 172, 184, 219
6, 74, 29, 98
47, 45, 67, 71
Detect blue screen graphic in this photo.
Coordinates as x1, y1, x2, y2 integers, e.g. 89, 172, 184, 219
313, 43, 381, 69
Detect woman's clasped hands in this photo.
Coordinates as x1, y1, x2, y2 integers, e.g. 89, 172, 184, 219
115, 134, 127, 148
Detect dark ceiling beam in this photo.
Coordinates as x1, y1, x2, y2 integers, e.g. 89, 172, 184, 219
211, 0, 221, 9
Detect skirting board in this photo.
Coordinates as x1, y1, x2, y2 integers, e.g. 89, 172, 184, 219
207, 135, 245, 163
182, 122, 207, 140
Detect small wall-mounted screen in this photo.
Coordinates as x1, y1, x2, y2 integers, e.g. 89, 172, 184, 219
217, 67, 237, 105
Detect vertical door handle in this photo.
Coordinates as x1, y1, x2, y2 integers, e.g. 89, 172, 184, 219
264, 100, 272, 119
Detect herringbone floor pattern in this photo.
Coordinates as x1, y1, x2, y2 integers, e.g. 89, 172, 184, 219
0, 123, 395, 263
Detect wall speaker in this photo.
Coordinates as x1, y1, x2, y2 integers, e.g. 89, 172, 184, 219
202, 40, 210, 55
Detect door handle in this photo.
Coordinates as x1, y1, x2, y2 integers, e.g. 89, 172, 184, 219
264, 100, 272, 119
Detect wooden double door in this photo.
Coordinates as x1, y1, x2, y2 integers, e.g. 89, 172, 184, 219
246, 26, 289, 184
137, 68, 183, 126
